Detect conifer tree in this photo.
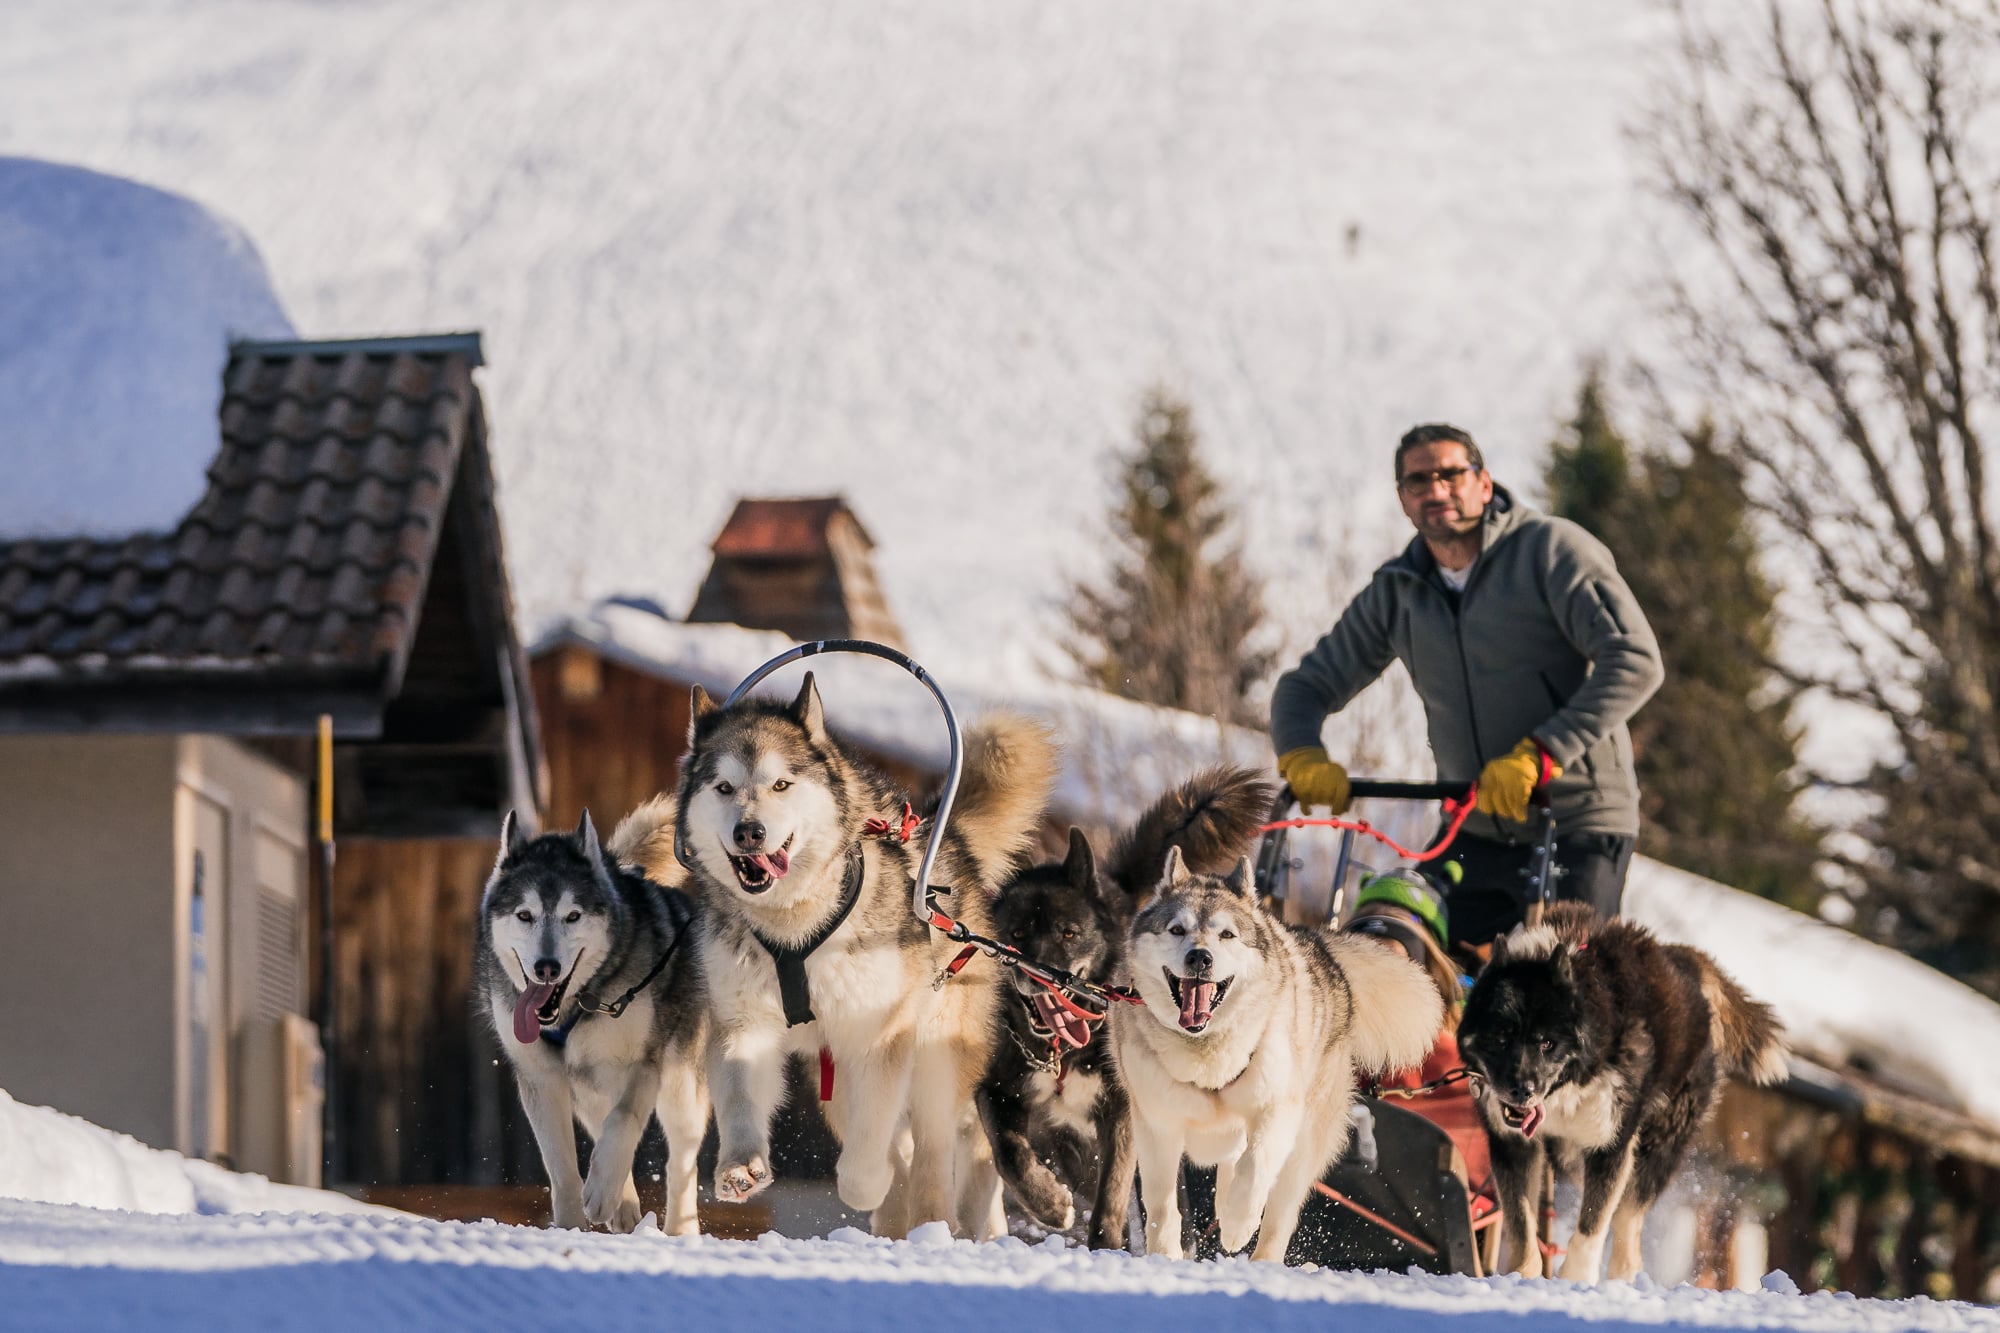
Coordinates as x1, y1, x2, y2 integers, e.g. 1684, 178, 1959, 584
1546, 372, 1822, 908
1067, 388, 1275, 726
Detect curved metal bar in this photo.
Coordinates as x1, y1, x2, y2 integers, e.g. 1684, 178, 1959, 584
685, 639, 963, 925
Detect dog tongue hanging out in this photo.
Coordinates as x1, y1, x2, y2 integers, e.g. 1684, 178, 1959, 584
1112, 845, 1443, 1262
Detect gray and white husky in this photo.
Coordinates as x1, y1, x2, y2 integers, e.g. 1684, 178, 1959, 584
1110, 848, 1443, 1260
478, 809, 710, 1235
652, 674, 1058, 1238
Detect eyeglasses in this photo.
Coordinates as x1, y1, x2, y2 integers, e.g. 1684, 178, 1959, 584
1397, 466, 1476, 495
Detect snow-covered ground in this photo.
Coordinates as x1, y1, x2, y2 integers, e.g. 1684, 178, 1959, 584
3, 999, 1991, 1332
0, 0, 1680, 693
2, 988, 1994, 1332
6, 1192, 1997, 1333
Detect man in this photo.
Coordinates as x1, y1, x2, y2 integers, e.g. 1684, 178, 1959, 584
1270, 423, 1663, 949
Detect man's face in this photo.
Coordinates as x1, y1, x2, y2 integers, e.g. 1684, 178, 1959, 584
1396, 441, 1493, 544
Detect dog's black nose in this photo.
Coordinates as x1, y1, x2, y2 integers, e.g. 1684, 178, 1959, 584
733, 819, 765, 850
1184, 947, 1213, 975
532, 958, 563, 983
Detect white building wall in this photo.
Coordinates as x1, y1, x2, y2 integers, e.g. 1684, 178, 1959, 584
0, 734, 180, 1152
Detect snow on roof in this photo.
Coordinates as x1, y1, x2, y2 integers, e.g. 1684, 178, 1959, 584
539, 603, 1272, 832
1626, 858, 2000, 1129
0, 158, 294, 540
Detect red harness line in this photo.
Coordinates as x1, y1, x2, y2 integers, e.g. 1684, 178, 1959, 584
1257, 784, 1478, 863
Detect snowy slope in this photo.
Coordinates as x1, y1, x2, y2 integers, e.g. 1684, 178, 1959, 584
0, 157, 293, 539
0, 0, 1676, 688
0, 1089, 385, 1219
4, 1198, 1993, 1333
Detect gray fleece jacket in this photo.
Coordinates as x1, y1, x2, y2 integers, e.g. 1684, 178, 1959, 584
1269, 486, 1663, 839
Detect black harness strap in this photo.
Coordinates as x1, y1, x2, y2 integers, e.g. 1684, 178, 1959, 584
751, 845, 866, 1027
542, 890, 694, 1047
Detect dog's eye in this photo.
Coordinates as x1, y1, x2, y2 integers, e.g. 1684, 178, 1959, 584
1219, 929, 1236, 940
716, 781, 734, 796
515, 909, 532, 923
1061, 929, 1075, 941
772, 779, 791, 792
1539, 1038, 1553, 1054
1168, 924, 1187, 937
565, 910, 582, 924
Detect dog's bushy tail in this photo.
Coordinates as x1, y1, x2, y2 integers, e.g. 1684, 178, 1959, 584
608, 794, 684, 888
1696, 957, 1788, 1086
1325, 934, 1446, 1077
1104, 765, 1275, 896
946, 714, 1061, 887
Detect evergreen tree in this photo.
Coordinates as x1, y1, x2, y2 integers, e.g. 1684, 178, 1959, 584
1067, 388, 1275, 726
1546, 372, 1822, 908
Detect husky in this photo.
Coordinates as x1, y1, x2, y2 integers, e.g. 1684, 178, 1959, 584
1456, 902, 1787, 1283
659, 674, 1058, 1238
1111, 848, 1443, 1260
977, 766, 1273, 1249
477, 809, 711, 1235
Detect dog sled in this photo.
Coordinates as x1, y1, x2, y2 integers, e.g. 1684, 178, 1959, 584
703, 640, 1544, 1271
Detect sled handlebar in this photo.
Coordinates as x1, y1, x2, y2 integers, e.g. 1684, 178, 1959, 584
1275, 781, 1474, 810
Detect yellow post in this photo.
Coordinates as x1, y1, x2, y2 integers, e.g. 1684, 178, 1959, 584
316, 714, 338, 1182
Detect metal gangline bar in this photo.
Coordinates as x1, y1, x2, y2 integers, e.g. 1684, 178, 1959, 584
718, 639, 964, 925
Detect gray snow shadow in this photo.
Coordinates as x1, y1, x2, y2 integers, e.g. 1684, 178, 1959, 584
0, 1259, 1782, 1333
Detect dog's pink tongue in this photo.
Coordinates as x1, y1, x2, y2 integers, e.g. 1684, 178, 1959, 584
513, 983, 557, 1044
749, 847, 790, 878
1179, 979, 1217, 1031
1032, 993, 1094, 1049
1521, 1102, 1545, 1140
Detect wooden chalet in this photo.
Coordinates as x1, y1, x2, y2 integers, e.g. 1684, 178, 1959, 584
687, 497, 906, 648
0, 331, 542, 1187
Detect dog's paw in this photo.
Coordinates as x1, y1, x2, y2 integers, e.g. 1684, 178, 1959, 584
582, 1166, 639, 1231
714, 1155, 773, 1203
1217, 1207, 1261, 1256
1012, 1163, 1076, 1233
836, 1153, 895, 1214
550, 1193, 589, 1231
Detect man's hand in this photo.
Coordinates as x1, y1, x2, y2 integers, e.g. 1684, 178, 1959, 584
1277, 747, 1352, 814
1475, 738, 1561, 824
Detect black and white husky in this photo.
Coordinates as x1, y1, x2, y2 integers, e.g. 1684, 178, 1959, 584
652, 674, 1059, 1238
1457, 902, 1787, 1283
1111, 848, 1443, 1260
977, 766, 1272, 1249
478, 810, 710, 1234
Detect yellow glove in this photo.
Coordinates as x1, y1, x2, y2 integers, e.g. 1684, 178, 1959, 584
1277, 746, 1352, 814
1475, 738, 1562, 825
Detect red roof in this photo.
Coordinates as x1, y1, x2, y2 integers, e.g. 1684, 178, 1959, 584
710, 498, 872, 559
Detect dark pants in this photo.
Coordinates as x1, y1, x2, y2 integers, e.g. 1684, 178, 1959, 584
1439, 829, 1635, 948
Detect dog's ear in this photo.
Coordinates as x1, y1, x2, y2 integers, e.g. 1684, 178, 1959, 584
689, 685, 717, 743
493, 809, 528, 873
1063, 827, 1096, 893
1163, 844, 1189, 888
577, 808, 603, 868
791, 671, 827, 741
1222, 855, 1256, 897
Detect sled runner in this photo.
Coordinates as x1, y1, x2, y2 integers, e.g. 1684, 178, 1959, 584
1179, 1100, 1485, 1274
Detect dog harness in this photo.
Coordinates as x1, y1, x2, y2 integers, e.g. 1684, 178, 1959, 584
748, 843, 866, 1028
539, 891, 694, 1049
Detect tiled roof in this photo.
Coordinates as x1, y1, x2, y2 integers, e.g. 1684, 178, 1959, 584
710, 497, 873, 559
0, 334, 484, 682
